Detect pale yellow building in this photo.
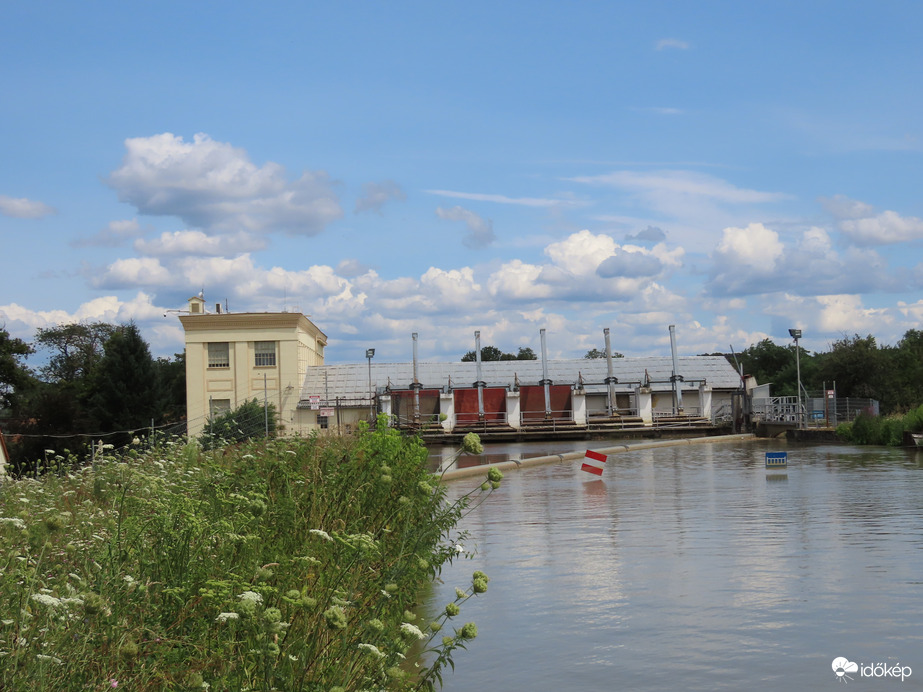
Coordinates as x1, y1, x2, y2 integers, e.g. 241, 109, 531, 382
179, 296, 327, 436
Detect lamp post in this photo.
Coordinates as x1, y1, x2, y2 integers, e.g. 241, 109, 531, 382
366, 348, 375, 422
789, 329, 802, 428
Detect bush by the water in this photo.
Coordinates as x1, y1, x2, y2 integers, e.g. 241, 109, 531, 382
836, 403, 923, 446
0, 416, 496, 690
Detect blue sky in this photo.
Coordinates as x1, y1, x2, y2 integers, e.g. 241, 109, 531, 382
2, 2, 922, 364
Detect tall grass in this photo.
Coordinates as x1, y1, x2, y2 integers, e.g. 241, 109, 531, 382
0, 416, 496, 690
836, 403, 923, 446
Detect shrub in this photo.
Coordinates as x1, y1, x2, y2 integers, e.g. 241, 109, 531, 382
0, 416, 498, 690
200, 398, 277, 449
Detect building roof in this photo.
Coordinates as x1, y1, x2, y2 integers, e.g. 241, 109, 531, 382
179, 311, 327, 343
298, 355, 742, 405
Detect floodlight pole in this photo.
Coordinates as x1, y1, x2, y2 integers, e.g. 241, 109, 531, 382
789, 329, 802, 429
366, 348, 376, 422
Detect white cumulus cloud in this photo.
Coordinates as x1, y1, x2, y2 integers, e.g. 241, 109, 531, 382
715, 223, 784, 268
838, 210, 923, 245
107, 132, 342, 235
135, 230, 266, 256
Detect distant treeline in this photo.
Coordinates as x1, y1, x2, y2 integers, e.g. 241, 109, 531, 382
0, 321, 186, 468
716, 330, 923, 415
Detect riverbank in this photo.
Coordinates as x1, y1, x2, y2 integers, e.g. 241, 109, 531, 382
441, 432, 759, 481
0, 422, 490, 691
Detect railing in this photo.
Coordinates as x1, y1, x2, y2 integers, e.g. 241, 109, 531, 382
586, 407, 639, 419
753, 395, 878, 428
519, 409, 575, 427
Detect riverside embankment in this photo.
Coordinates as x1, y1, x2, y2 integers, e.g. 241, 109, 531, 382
438, 432, 759, 481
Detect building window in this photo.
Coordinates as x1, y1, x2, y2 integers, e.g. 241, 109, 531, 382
318, 415, 329, 430
209, 398, 231, 417
208, 342, 230, 368
255, 341, 276, 367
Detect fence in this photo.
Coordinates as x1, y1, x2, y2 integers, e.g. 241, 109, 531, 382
752, 395, 878, 428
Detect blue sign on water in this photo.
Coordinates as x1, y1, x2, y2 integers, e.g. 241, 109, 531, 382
765, 452, 788, 468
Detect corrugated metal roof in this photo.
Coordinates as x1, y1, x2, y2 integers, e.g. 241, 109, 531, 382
299, 356, 741, 403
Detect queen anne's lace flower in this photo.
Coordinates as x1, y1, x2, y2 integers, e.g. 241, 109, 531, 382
358, 643, 386, 659
400, 622, 426, 640
31, 593, 62, 608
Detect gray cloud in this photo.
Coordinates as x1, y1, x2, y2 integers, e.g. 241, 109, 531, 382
0, 195, 56, 219
355, 180, 406, 214
596, 250, 664, 278
436, 205, 496, 249
71, 219, 142, 248
625, 225, 667, 243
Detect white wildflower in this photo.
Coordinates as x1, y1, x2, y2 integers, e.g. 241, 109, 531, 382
309, 529, 333, 541
0, 518, 26, 530
238, 591, 263, 604
358, 643, 386, 659
400, 623, 426, 640
454, 543, 465, 554
44, 449, 55, 455
380, 590, 392, 599
36, 654, 63, 664
215, 612, 240, 622
30, 593, 62, 608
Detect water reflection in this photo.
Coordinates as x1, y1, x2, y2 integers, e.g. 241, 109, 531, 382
423, 442, 923, 691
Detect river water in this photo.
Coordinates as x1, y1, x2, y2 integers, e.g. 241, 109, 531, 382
422, 440, 923, 691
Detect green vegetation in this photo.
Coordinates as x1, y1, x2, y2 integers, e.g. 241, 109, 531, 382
460, 345, 536, 361
730, 330, 923, 415
583, 348, 623, 359
0, 321, 186, 469
0, 418, 496, 690
201, 398, 278, 449
835, 404, 923, 447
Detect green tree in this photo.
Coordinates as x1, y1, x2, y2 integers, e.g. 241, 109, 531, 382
736, 338, 804, 396
461, 345, 538, 362
33, 322, 116, 387
87, 323, 163, 437
153, 352, 186, 424
889, 329, 923, 412
814, 334, 884, 402
0, 326, 33, 412
200, 398, 276, 449
584, 348, 623, 359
